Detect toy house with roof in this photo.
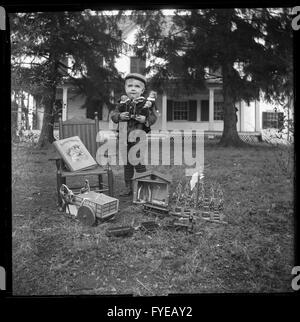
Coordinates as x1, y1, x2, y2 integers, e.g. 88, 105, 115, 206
131, 170, 172, 206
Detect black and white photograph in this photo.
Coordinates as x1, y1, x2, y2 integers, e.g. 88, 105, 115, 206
5, 3, 296, 300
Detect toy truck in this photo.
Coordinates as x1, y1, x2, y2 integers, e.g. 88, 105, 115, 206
73, 191, 119, 226
60, 184, 119, 226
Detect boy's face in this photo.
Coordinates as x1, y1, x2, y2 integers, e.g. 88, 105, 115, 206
125, 78, 145, 99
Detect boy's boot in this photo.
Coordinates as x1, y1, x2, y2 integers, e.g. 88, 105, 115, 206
120, 180, 132, 197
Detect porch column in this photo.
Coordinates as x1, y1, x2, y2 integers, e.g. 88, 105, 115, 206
28, 94, 34, 130
17, 105, 22, 131
240, 101, 245, 132
109, 89, 115, 129
17, 92, 22, 131
239, 102, 242, 132
209, 88, 214, 130
162, 91, 167, 130
108, 112, 114, 129
62, 86, 68, 121
255, 100, 261, 132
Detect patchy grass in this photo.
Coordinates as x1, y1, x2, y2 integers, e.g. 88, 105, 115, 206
12, 140, 294, 295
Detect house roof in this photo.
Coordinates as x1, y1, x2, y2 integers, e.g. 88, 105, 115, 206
132, 170, 172, 183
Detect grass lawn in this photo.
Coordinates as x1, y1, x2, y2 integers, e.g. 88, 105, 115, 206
12, 139, 294, 295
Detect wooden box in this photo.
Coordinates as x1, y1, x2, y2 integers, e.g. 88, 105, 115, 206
132, 170, 171, 207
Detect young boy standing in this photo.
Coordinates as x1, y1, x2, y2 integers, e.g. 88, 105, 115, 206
111, 73, 157, 196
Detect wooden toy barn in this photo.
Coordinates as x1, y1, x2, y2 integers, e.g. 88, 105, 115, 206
131, 170, 172, 206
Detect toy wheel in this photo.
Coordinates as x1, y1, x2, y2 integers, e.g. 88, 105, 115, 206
77, 205, 96, 226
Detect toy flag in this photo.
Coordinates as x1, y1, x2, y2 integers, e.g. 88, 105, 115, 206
190, 171, 204, 191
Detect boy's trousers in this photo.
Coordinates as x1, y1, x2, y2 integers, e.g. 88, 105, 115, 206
124, 141, 146, 186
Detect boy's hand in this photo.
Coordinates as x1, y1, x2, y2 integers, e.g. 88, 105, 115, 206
135, 115, 146, 123
120, 112, 130, 121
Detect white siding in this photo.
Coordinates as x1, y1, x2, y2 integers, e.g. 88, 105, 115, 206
242, 101, 256, 132
115, 55, 131, 77
150, 94, 162, 130
259, 99, 284, 113
114, 27, 137, 77
54, 22, 289, 134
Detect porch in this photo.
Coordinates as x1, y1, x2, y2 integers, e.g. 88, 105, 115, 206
57, 84, 262, 134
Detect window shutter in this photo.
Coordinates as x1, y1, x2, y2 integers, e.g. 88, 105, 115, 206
130, 57, 146, 74
188, 100, 197, 121
278, 112, 284, 129
201, 100, 209, 121
130, 57, 138, 73
167, 100, 173, 121
58, 57, 68, 75
138, 59, 146, 74
262, 112, 267, 129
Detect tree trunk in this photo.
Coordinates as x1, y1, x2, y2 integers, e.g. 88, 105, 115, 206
219, 63, 245, 147
37, 55, 60, 148
37, 86, 56, 148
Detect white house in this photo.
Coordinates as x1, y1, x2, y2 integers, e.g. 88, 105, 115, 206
18, 15, 292, 139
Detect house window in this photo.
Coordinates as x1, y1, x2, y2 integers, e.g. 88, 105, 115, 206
208, 67, 222, 77
58, 57, 69, 76
262, 112, 284, 129
173, 101, 189, 120
130, 57, 146, 74
167, 100, 197, 121
214, 101, 224, 120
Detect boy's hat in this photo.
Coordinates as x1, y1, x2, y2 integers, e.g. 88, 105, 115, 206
125, 73, 146, 86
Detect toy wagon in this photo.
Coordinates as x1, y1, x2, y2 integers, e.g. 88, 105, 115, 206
73, 191, 119, 226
